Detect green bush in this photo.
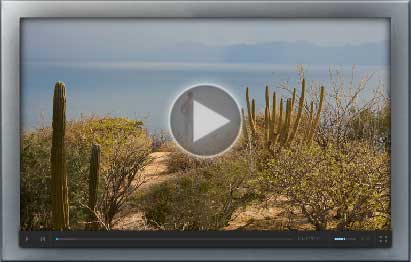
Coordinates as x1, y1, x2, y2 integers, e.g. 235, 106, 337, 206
167, 150, 211, 173
100, 134, 152, 229
21, 128, 53, 230
264, 141, 390, 230
139, 156, 259, 230
347, 105, 390, 151
21, 116, 150, 230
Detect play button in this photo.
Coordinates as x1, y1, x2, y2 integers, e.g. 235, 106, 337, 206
193, 100, 231, 143
169, 84, 242, 158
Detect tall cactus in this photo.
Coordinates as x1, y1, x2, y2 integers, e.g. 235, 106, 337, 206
245, 88, 253, 129
251, 99, 256, 124
289, 79, 306, 142
306, 85, 325, 144
270, 92, 277, 144
264, 105, 270, 148
291, 88, 296, 110
279, 99, 292, 146
245, 87, 256, 137
314, 86, 325, 129
277, 98, 284, 144
87, 143, 101, 230
305, 101, 314, 139
264, 86, 271, 148
241, 108, 249, 142
50, 82, 69, 230
265, 85, 270, 115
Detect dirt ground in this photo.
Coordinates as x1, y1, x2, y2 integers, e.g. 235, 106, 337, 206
113, 151, 312, 231
224, 195, 313, 231
113, 152, 173, 230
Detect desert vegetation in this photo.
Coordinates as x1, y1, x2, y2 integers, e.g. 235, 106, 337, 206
21, 66, 390, 231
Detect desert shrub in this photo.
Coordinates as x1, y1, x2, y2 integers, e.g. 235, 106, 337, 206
317, 66, 389, 149
264, 141, 390, 231
166, 151, 192, 173
151, 129, 173, 152
21, 128, 53, 230
347, 105, 390, 151
139, 156, 259, 230
100, 135, 151, 229
21, 116, 151, 230
167, 149, 214, 173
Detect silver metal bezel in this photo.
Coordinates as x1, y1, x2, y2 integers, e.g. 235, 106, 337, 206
1, 1, 409, 261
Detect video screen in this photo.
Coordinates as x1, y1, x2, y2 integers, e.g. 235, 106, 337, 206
20, 19, 391, 247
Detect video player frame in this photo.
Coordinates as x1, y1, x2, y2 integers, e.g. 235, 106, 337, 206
1, 0, 409, 261
19, 17, 392, 247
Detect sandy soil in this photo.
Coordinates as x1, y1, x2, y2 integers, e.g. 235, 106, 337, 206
225, 195, 313, 231
113, 151, 175, 230
139, 152, 177, 191
114, 151, 312, 231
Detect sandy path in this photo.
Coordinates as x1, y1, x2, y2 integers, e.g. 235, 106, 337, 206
142, 152, 172, 176
113, 151, 174, 230
139, 152, 179, 191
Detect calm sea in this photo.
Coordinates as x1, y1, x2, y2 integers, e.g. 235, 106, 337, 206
21, 62, 388, 132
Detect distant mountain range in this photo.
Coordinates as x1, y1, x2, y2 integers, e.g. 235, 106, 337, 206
121, 40, 387, 66
220, 41, 388, 65
28, 40, 388, 66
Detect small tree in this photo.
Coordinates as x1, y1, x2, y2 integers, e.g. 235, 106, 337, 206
100, 135, 152, 228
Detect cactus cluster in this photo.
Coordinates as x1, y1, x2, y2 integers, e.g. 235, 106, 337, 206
244, 79, 325, 148
50, 82, 69, 230
87, 143, 101, 230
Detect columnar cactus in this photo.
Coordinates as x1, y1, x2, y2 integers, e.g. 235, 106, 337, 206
306, 85, 325, 144
245, 87, 256, 137
241, 108, 249, 142
291, 88, 296, 109
264, 105, 270, 148
278, 98, 284, 143
314, 86, 325, 129
251, 99, 256, 124
270, 92, 277, 144
289, 79, 306, 142
264, 86, 271, 148
265, 85, 270, 115
87, 143, 101, 230
50, 82, 69, 230
305, 101, 314, 139
279, 99, 292, 146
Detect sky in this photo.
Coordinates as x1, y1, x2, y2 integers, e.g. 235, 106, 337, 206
20, 19, 390, 131
21, 18, 389, 63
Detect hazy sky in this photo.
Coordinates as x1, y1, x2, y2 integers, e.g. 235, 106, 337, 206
22, 18, 389, 62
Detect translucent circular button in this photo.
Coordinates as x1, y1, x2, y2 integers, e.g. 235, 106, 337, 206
169, 84, 242, 158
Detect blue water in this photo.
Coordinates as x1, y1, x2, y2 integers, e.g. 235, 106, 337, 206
21, 63, 388, 132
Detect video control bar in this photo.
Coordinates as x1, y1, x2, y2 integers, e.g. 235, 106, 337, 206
20, 231, 391, 248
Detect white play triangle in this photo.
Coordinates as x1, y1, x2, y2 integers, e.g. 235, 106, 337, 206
193, 100, 231, 143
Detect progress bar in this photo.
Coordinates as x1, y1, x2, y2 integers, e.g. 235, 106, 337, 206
55, 237, 295, 241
